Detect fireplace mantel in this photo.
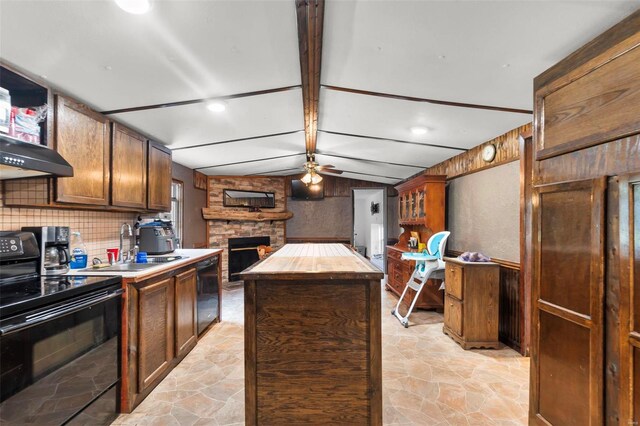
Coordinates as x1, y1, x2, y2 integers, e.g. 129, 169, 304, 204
202, 208, 293, 222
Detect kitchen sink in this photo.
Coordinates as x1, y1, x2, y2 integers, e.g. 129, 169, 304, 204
79, 256, 187, 272
80, 263, 158, 272
146, 255, 187, 263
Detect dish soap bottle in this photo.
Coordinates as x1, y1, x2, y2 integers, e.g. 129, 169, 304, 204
69, 231, 88, 269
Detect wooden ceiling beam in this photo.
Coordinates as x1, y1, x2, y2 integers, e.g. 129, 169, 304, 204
194, 152, 306, 171
296, 0, 325, 154
171, 130, 304, 151
322, 84, 533, 115
100, 85, 301, 115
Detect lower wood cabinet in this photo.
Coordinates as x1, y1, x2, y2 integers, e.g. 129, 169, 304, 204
125, 265, 204, 412
443, 258, 500, 349
137, 277, 174, 393
175, 269, 197, 359
385, 246, 444, 310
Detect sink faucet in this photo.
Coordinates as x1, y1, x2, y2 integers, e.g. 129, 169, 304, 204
119, 223, 133, 263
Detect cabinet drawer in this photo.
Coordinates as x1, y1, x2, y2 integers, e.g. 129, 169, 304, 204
445, 263, 464, 300
444, 296, 463, 336
387, 249, 403, 261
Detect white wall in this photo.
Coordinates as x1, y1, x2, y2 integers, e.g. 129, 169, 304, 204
353, 189, 385, 257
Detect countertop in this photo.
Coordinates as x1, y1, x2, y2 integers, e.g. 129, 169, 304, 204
240, 243, 383, 280
66, 249, 222, 280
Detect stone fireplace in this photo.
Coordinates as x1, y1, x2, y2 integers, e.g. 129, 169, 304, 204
227, 236, 270, 282
206, 176, 287, 284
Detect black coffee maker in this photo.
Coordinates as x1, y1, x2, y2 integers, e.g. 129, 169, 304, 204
22, 226, 70, 275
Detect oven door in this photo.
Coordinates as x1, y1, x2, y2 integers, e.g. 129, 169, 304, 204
0, 286, 122, 425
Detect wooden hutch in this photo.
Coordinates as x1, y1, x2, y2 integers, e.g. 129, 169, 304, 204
386, 174, 446, 310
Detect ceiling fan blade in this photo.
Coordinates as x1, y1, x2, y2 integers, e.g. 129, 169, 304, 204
318, 168, 343, 175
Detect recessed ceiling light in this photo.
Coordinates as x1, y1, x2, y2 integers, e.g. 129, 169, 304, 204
115, 0, 151, 15
206, 101, 226, 113
410, 126, 428, 136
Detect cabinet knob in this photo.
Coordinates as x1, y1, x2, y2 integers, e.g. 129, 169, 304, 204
449, 303, 453, 307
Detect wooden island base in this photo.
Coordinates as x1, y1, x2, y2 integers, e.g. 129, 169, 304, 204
241, 244, 384, 425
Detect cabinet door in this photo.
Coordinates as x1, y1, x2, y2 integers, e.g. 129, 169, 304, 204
617, 173, 640, 424
112, 124, 147, 209
54, 96, 110, 205
137, 277, 174, 393
530, 178, 605, 426
175, 269, 197, 359
147, 141, 172, 211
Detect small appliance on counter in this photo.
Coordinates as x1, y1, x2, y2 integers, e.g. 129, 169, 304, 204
136, 218, 178, 255
0, 230, 122, 425
22, 226, 70, 275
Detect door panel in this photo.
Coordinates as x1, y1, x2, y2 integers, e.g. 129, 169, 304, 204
175, 269, 197, 359
137, 277, 174, 393
617, 174, 640, 424
55, 96, 110, 205
112, 124, 147, 209
530, 178, 605, 425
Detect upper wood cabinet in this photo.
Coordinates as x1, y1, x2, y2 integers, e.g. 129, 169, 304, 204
395, 174, 446, 230
54, 95, 110, 205
111, 123, 147, 209
147, 141, 172, 212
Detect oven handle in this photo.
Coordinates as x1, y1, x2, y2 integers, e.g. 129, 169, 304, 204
0, 289, 124, 336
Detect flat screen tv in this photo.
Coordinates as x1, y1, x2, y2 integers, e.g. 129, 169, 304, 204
291, 180, 324, 200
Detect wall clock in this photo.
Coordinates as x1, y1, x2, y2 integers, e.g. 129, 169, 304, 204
482, 144, 496, 162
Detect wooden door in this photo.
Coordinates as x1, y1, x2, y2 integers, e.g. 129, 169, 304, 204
54, 96, 110, 205
617, 173, 640, 424
137, 277, 174, 392
112, 123, 147, 209
147, 141, 172, 211
175, 269, 197, 359
530, 177, 606, 425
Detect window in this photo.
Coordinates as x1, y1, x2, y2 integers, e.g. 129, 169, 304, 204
171, 180, 183, 247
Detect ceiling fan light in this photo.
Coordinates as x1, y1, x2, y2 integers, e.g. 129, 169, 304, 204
311, 173, 323, 184
115, 0, 151, 14
301, 172, 312, 184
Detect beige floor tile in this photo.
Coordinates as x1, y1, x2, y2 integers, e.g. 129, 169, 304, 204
116, 283, 529, 425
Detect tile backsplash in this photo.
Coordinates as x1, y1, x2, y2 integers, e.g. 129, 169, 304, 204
0, 190, 138, 262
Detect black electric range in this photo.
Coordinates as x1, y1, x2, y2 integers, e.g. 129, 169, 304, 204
0, 274, 121, 319
0, 231, 123, 425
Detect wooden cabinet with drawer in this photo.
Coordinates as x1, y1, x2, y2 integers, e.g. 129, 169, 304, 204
386, 246, 444, 311
443, 257, 500, 349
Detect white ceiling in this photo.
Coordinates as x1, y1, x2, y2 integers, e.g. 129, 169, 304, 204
1, 0, 638, 184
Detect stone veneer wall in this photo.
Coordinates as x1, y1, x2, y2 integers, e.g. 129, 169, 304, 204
207, 176, 286, 283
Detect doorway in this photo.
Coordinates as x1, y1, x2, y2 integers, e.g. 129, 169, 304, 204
352, 188, 387, 272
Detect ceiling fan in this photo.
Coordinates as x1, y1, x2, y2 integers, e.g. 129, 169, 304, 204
300, 152, 343, 184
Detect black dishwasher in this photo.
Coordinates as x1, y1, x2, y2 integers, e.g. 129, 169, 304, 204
196, 256, 219, 335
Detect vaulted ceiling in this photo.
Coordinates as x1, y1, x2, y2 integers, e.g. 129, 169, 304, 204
1, 0, 638, 184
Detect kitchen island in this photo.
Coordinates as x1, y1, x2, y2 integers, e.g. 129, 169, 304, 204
240, 243, 384, 425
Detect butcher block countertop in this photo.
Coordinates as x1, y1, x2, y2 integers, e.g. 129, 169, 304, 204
240, 243, 383, 280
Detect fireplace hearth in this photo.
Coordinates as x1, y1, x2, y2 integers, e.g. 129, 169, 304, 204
228, 236, 270, 282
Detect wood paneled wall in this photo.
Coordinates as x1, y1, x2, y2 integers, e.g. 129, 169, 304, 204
449, 250, 522, 352
529, 10, 640, 425
422, 123, 531, 180
284, 174, 397, 197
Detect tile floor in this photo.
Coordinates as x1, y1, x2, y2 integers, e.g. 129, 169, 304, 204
114, 282, 529, 425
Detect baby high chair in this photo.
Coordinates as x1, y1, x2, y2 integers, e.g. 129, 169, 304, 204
391, 231, 450, 328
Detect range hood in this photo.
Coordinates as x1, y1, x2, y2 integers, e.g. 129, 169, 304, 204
0, 134, 73, 180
